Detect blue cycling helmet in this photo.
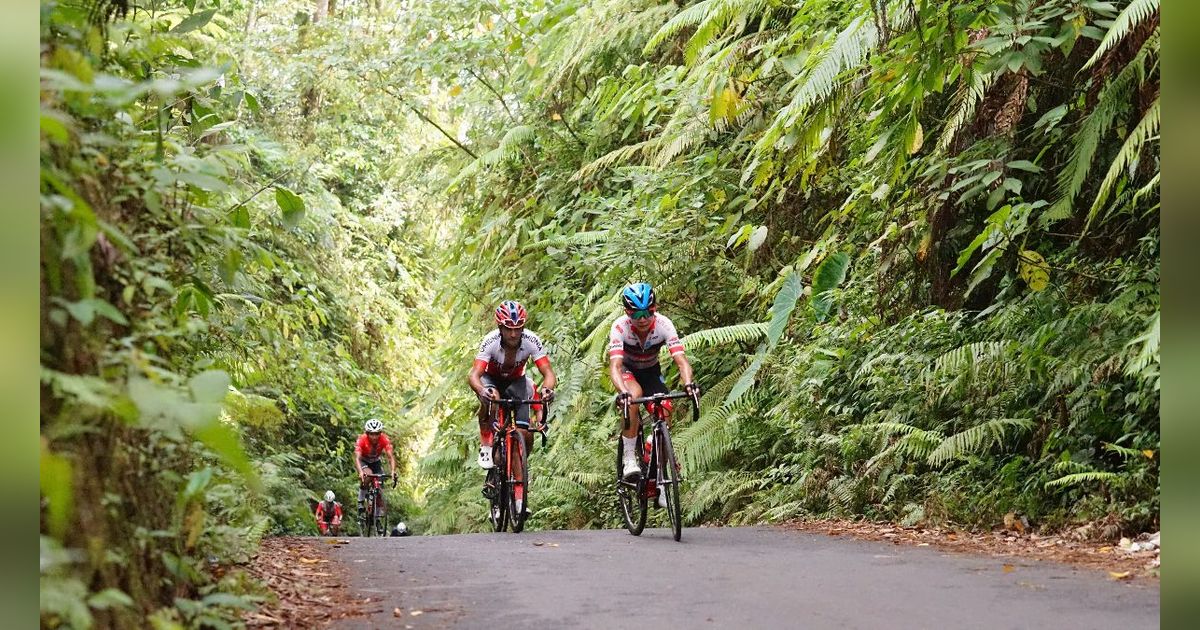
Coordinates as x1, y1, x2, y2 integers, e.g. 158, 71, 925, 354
621, 283, 656, 311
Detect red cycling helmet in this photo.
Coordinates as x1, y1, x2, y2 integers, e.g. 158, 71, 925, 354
494, 300, 528, 328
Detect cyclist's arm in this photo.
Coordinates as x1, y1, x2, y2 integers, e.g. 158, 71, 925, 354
386, 442, 397, 477
609, 356, 629, 395
672, 351, 695, 387
467, 361, 488, 396
534, 356, 556, 391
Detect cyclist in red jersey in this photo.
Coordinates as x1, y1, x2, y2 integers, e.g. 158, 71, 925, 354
315, 490, 343, 536
354, 418, 397, 523
608, 283, 699, 505
467, 300, 557, 471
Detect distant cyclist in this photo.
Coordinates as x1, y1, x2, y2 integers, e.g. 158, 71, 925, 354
608, 283, 699, 504
315, 490, 343, 536
467, 300, 557, 473
353, 419, 397, 524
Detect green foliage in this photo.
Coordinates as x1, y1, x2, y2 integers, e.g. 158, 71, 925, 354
44, 0, 1160, 622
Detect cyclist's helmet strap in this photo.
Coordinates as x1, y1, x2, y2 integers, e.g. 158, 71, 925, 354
495, 300, 528, 328
621, 282, 656, 311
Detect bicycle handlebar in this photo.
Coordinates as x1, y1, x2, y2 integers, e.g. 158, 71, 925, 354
620, 390, 701, 426
627, 391, 696, 405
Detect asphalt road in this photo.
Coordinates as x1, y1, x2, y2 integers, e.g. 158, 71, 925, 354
331, 526, 1158, 629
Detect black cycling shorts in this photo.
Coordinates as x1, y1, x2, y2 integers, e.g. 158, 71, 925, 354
621, 363, 669, 397
480, 374, 535, 427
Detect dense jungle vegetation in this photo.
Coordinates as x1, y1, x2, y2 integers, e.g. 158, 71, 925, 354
41, 0, 1158, 625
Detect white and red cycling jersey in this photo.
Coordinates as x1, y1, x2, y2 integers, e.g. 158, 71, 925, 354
608, 313, 685, 370
474, 329, 550, 379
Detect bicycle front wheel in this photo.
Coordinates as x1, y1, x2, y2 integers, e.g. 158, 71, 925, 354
657, 425, 683, 541
508, 433, 529, 533
362, 494, 375, 537
489, 451, 508, 532
616, 434, 647, 535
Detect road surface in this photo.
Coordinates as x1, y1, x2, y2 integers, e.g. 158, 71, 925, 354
331, 526, 1158, 629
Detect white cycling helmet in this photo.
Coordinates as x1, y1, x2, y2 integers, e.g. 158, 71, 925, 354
364, 418, 384, 433
324, 490, 335, 502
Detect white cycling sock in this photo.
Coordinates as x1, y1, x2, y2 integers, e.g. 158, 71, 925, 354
622, 436, 637, 460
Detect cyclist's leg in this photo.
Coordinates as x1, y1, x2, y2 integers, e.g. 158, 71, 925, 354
619, 369, 645, 438
367, 459, 386, 516
634, 364, 671, 423
478, 375, 500, 448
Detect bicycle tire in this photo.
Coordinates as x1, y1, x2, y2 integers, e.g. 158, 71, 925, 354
657, 424, 683, 541
374, 492, 386, 536
362, 490, 375, 538
616, 433, 647, 535
492, 442, 509, 532
508, 433, 529, 533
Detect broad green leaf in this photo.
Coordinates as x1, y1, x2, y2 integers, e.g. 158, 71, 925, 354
747, 225, 768, 252
724, 343, 768, 406
274, 186, 306, 229
172, 9, 218, 34
189, 370, 230, 404
87, 588, 134, 610
765, 268, 802, 346
811, 252, 850, 321
194, 421, 261, 492
1018, 250, 1050, 291
228, 206, 251, 229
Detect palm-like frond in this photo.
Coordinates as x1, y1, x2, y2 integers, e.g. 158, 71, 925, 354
936, 69, 997, 153
1045, 471, 1122, 488
572, 140, 651, 181
645, 0, 770, 58
1083, 0, 1159, 70
683, 322, 769, 349
684, 470, 761, 522
926, 418, 1032, 466
1086, 96, 1159, 229
1046, 32, 1158, 221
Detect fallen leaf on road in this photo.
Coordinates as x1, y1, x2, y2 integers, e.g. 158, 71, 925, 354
299, 557, 326, 564
533, 541, 545, 546
393, 608, 403, 617
1098, 546, 1112, 553
549, 543, 560, 547
917, 543, 930, 547
410, 610, 424, 616
1109, 571, 1132, 580
1003, 564, 1015, 573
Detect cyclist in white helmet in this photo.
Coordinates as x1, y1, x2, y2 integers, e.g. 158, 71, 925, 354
353, 418, 397, 524
315, 490, 343, 536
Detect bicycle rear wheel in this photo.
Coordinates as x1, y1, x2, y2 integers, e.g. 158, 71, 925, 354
508, 433, 529, 533
657, 425, 683, 541
616, 434, 647, 535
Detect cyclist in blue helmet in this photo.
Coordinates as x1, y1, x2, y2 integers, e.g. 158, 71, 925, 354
608, 283, 700, 497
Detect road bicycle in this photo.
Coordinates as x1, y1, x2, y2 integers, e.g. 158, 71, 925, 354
480, 392, 550, 533
616, 390, 698, 541
359, 473, 392, 537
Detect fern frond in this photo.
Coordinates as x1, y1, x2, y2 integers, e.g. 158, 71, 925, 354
1046, 32, 1158, 221
937, 69, 997, 153
1045, 471, 1121, 488
685, 470, 760, 522
1083, 0, 1159, 70
683, 322, 769, 349
1123, 312, 1159, 383
927, 418, 1032, 466
572, 140, 651, 181
1086, 96, 1159, 229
